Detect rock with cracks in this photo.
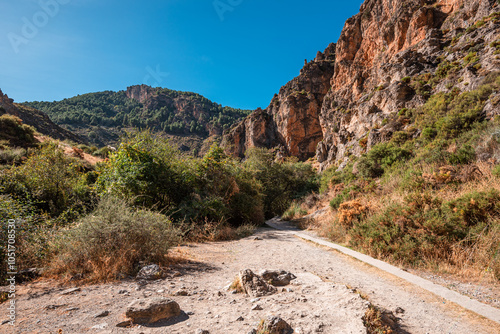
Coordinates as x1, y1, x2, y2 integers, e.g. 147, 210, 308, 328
259, 270, 296, 286
125, 297, 181, 324
239, 269, 277, 297
256, 316, 293, 334
136, 264, 166, 280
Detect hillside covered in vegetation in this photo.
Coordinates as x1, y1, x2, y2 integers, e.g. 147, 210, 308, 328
24, 85, 251, 152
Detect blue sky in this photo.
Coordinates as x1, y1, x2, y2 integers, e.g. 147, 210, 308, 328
1, 0, 364, 109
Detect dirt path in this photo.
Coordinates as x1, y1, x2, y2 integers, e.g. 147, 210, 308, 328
1, 223, 499, 333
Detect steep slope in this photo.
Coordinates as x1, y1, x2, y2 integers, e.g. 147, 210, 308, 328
24, 86, 251, 149
223, 0, 500, 169
0, 89, 84, 144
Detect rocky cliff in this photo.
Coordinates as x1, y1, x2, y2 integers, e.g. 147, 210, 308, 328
0, 89, 84, 144
224, 0, 500, 169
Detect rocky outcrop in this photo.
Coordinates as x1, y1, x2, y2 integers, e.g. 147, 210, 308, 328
224, 0, 500, 169
238, 269, 277, 297
222, 108, 283, 158
223, 44, 336, 160
317, 0, 499, 170
0, 89, 84, 144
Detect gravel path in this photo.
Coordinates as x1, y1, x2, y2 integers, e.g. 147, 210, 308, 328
1, 223, 499, 333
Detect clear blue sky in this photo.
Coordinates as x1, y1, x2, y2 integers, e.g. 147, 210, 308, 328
1, 0, 364, 110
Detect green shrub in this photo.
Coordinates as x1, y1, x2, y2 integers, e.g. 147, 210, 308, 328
0, 114, 37, 147
493, 164, 500, 177
96, 131, 192, 210
282, 202, 307, 221
0, 143, 93, 219
357, 143, 412, 178
51, 196, 181, 281
348, 190, 500, 265
449, 144, 476, 164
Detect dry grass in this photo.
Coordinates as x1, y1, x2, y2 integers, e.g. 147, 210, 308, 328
363, 305, 396, 334
300, 161, 500, 282
228, 276, 244, 293
183, 220, 257, 242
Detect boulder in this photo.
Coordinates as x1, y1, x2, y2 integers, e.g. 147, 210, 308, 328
239, 269, 277, 297
259, 270, 296, 286
125, 297, 181, 324
256, 316, 293, 334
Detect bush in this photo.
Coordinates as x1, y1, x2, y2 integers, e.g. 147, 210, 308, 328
96, 131, 192, 210
282, 202, 307, 221
348, 190, 500, 265
0, 143, 93, 219
0, 114, 37, 147
357, 143, 412, 178
51, 196, 181, 281
0, 195, 54, 282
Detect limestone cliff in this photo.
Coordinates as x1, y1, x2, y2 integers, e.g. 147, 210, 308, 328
224, 0, 500, 169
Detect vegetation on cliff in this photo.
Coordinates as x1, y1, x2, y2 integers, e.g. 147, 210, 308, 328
24, 87, 251, 149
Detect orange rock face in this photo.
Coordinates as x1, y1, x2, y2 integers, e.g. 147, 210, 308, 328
224, 0, 499, 167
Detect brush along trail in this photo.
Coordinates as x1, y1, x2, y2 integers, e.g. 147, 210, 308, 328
1, 221, 499, 334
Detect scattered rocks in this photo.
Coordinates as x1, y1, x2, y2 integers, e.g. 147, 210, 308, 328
196, 330, 210, 334
260, 270, 297, 286
60, 287, 81, 295
239, 269, 277, 297
256, 316, 293, 334
125, 297, 181, 324
136, 264, 166, 280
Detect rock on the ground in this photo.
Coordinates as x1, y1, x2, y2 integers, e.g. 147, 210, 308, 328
259, 270, 297, 286
256, 316, 293, 334
136, 264, 166, 280
239, 269, 277, 297
60, 287, 81, 295
125, 297, 181, 324
196, 330, 209, 334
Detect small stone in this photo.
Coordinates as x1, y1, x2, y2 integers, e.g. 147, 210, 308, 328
395, 307, 405, 314
173, 289, 189, 296
253, 237, 263, 240
136, 264, 166, 280
44, 304, 66, 310
60, 287, 81, 295
117, 290, 129, 294
65, 307, 79, 312
251, 304, 263, 311
172, 271, 182, 277
217, 291, 224, 297
250, 298, 261, 303
1, 320, 10, 325
236, 316, 244, 321
186, 311, 195, 315
196, 330, 210, 334
94, 310, 110, 318
157, 289, 165, 293
91, 323, 108, 329
116, 320, 132, 328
